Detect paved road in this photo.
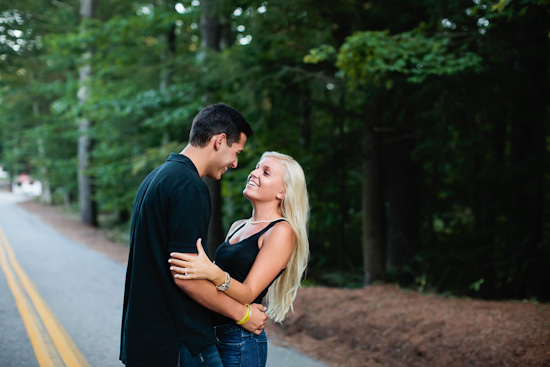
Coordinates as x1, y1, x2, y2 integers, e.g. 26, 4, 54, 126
0, 192, 326, 367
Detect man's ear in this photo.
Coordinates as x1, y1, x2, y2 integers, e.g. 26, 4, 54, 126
213, 133, 226, 151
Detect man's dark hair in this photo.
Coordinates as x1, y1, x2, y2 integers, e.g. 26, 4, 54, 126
189, 103, 253, 147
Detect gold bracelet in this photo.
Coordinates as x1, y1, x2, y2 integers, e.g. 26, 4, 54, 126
236, 304, 252, 325
215, 272, 231, 291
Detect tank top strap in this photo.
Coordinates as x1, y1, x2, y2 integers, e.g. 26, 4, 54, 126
227, 221, 247, 241
253, 218, 288, 237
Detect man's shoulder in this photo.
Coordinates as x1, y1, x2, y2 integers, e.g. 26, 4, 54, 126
160, 156, 199, 181
159, 160, 208, 197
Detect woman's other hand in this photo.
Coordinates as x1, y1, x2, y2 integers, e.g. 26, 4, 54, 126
169, 238, 224, 284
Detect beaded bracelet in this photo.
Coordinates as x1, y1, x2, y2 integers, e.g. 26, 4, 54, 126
215, 272, 231, 291
236, 304, 252, 325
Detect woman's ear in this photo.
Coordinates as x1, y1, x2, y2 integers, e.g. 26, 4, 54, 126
276, 192, 284, 200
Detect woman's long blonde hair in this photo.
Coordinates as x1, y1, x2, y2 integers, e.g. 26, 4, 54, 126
260, 151, 310, 323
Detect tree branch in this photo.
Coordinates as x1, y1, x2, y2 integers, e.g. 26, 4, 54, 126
51, 0, 76, 12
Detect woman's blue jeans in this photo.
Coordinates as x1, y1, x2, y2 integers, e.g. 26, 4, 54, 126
214, 324, 268, 367
178, 343, 223, 367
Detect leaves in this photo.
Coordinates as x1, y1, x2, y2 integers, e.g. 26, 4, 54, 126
334, 30, 482, 87
0, 0, 548, 299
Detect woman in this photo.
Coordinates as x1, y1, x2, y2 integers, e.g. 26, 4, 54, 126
169, 151, 309, 367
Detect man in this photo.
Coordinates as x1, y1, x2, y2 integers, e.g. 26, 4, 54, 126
120, 103, 268, 367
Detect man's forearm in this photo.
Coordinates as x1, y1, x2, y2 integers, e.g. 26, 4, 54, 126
175, 277, 246, 321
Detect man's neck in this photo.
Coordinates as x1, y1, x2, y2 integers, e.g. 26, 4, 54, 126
180, 145, 209, 178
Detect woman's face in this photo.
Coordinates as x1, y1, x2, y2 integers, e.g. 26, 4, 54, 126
243, 157, 285, 203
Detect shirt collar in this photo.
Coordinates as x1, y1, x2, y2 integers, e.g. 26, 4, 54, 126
166, 153, 200, 176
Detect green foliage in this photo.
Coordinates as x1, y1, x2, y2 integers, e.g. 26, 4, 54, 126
0, 0, 548, 301
326, 30, 481, 86
303, 44, 337, 64
470, 278, 485, 292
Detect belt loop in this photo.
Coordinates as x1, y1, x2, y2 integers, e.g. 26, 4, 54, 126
242, 328, 252, 338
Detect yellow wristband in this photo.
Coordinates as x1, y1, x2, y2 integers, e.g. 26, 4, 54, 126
236, 304, 252, 325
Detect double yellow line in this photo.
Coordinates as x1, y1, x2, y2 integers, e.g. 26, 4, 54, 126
0, 225, 90, 367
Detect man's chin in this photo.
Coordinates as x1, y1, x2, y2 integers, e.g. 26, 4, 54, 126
205, 172, 223, 181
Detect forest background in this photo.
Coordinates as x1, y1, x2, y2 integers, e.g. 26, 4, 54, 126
0, 0, 548, 302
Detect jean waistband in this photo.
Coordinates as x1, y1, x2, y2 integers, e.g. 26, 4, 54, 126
214, 323, 256, 338
214, 323, 242, 332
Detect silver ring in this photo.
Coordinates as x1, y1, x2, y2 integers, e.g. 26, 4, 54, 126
184, 269, 187, 276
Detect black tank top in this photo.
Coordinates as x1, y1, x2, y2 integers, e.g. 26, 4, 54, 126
211, 219, 286, 326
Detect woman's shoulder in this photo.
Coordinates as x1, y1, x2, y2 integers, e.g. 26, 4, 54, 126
230, 219, 248, 229
260, 220, 295, 250
265, 220, 295, 240
225, 219, 248, 241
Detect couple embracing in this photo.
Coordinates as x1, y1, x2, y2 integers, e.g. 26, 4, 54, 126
120, 103, 310, 367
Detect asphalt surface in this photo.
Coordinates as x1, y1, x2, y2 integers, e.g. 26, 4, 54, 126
0, 191, 326, 367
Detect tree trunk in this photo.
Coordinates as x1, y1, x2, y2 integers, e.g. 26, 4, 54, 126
300, 83, 312, 148
335, 92, 349, 279
160, 21, 176, 144
506, 9, 547, 298
362, 105, 385, 285
204, 177, 223, 256
200, 0, 222, 52
200, 0, 226, 256
30, 91, 52, 205
37, 136, 52, 205
384, 130, 418, 273
78, 0, 97, 227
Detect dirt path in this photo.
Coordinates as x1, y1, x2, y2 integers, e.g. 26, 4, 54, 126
267, 286, 549, 367
18, 199, 550, 367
